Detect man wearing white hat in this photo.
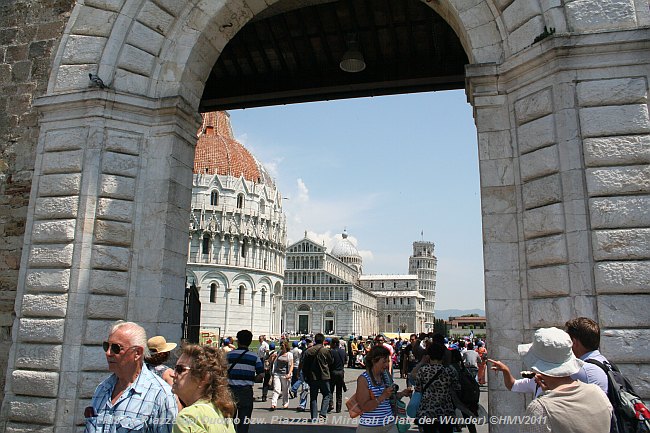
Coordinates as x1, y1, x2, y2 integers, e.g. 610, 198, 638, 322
519, 327, 612, 433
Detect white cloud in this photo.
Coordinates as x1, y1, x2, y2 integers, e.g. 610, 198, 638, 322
260, 157, 282, 180
283, 179, 381, 260
358, 249, 374, 264
236, 132, 248, 145
296, 178, 309, 203
235, 132, 283, 180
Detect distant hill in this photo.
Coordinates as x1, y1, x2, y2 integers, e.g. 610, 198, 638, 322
435, 308, 485, 320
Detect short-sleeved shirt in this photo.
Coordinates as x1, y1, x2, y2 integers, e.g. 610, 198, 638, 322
575, 350, 609, 393
257, 341, 269, 360
226, 349, 264, 387
415, 363, 460, 420
511, 377, 541, 396
290, 347, 302, 369
172, 400, 235, 433
462, 350, 480, 369
85, 365, 178, 433
273, 352, 293, 375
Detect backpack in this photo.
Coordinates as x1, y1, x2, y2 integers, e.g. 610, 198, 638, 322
585, 359, 650, 433
457, 364, 480, 406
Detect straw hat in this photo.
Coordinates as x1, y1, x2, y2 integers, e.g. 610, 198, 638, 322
147, 336, 177, 354
518, 327, 583, 377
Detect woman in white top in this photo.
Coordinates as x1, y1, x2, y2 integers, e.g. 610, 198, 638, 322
519, 327, 612, 433
271, 341, 294, 410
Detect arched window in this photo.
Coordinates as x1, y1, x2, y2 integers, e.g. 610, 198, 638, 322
237, 194, 244, 209
202, 236, 210, 254
260, 199, 265, 213
261, 291, 266, 307
238, 285, 245, 305
387, 314, 391, 324
241, 242, 246, 258
210, 190, 219, 206
210, 283, 217, 303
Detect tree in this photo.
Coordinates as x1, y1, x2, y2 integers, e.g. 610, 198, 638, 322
434, 318, 447, 336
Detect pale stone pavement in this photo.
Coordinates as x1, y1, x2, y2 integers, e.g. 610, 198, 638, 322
247, 367, 489, 433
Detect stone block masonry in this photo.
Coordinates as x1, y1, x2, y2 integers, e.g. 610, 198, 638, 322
0, 0, 76, 411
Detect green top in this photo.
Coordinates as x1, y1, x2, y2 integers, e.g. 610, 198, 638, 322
172, 400, 236, 433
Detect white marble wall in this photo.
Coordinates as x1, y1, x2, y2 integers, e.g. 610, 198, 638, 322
467, 21, 650, 431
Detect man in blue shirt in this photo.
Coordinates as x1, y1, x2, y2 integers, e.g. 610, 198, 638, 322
227, 329, 264, 433
85, 321, 177, 433
565, 317, 609, 393
489, 317, 609, 396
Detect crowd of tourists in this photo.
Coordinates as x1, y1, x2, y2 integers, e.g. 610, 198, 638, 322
83, 318, 648, 433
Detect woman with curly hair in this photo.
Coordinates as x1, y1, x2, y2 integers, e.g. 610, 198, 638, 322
171, 345, 236, 433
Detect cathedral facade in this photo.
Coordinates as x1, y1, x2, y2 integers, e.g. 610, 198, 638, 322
283, 231, 437, 336
186, 112, 287, 338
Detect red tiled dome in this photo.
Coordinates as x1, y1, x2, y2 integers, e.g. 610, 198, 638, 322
194, 112, 271, 185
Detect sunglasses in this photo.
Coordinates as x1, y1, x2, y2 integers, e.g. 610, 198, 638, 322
103, 341, 135, 355
174, 364, 191, 375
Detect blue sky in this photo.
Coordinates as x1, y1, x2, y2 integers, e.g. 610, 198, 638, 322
228, 89, 485, 310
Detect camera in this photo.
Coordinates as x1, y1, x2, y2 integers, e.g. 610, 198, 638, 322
521, 370, 536, 379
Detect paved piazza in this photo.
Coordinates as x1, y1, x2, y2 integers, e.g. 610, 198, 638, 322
245, 367, 489, 433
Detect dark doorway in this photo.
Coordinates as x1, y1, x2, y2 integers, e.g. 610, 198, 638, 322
183, 281, 202, 343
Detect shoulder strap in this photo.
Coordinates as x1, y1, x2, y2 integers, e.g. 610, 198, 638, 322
422, 368, 443, 393
227, 349, 249, 374
585, 358, 609, 371
586, 358, 639, 397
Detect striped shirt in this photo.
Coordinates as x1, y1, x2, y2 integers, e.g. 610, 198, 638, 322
359, 372, 394, 426
226, 348, 264, 387
85, 365, 178, 433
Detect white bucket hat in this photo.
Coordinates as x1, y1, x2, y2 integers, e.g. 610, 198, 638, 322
518, 327, 584, 377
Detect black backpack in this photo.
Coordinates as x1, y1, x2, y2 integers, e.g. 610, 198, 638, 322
585, 359, 650, 433
457, 364, 480, 406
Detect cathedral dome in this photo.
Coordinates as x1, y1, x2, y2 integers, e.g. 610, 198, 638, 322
331, 230, 362, 270
194, 111, 274, 186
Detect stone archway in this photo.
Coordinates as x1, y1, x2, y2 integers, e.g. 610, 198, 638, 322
1, 1, 649, 432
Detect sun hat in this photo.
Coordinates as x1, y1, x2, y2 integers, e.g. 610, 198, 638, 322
147, 336, 177, 353
518, 327, 583, 377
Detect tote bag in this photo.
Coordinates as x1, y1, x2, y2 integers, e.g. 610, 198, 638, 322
396, 398, 410, 433
346, 387, 375, 418
406, 391, 422, 418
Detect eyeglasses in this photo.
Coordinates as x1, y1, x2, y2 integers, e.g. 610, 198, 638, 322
103, 341, 135, 355
174, 364, 191, 375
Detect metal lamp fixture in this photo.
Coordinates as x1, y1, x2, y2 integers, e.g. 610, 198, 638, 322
340, 35, 366, 73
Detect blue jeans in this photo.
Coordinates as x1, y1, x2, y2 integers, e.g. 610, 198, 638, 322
291, 371, 309, 409
291, 371, 304, 395
309, 380, 331, 419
